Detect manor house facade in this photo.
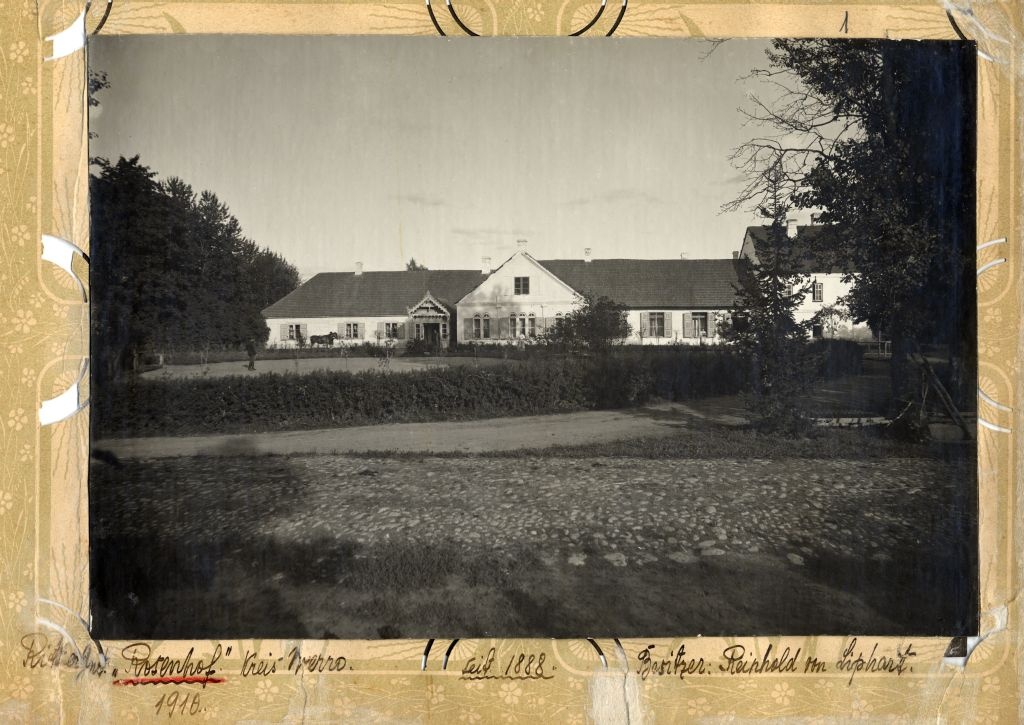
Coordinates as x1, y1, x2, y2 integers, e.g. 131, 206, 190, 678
262, 228, 870, 350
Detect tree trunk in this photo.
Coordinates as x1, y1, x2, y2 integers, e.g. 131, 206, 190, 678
889, 332, 914, 407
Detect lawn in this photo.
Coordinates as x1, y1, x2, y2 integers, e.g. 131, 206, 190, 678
340, 424, 950, 461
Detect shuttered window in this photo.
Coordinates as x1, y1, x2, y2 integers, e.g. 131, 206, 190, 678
813, 281, 824, 302
482, 315, 491, 339
286, 323, 307, 342
473, 316, 482, 339
691, 312, 709, 337
649, 312, 665, 337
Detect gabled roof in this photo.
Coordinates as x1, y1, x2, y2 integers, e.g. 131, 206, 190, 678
744, 225, 853, 274
262, 270, 485, 318
537, 259, 741, 308
455, 250, 580, 305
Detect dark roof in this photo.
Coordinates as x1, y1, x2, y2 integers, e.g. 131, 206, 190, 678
744, 225, 852, 273
537, 258, 741, 308
262, 270, 486, 318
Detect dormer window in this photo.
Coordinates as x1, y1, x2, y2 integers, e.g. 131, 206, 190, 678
514, 277, 530, 295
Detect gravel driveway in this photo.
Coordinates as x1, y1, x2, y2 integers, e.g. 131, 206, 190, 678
91, 452, 974, 638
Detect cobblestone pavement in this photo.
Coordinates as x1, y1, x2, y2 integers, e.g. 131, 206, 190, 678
96, 454, 964, 568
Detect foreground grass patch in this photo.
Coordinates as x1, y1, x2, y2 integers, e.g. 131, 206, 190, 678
337, 424, 952, 461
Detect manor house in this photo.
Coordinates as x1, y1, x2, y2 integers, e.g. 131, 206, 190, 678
262, 226, 871, 350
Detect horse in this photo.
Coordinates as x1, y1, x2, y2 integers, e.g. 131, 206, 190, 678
309, 331, 339, 348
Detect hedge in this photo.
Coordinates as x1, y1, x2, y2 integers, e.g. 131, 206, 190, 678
94, 343, 863, 438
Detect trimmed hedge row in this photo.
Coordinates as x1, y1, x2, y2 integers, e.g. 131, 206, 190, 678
95, 342, 863, 438
95, 360, 590, 437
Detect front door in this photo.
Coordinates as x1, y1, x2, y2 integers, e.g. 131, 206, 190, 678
423, 323, 441, 350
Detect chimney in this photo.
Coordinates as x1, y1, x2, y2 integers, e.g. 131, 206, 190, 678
481, 256, 492, 274
732, 250, 739, 260
584, 247, 592, 263
355, 262, 363, 276
787, 218, 798, 239
680, 253, 687, 260
516, 239, 528, 252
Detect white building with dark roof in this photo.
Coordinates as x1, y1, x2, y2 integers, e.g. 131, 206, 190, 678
262, 229, 870, 350
261, 265, 485, 348
739, 222, 873, 341
262, 242, 743, 349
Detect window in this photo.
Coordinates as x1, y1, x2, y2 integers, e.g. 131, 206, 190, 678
441, 322, 448, 338
514, 276, 530, 295
509, 314, 517, 337
473, 316, 482, 339
812, 281, 824, 303
649, 312, 665, 338
811, 323, 824, 339
692, 312, 709, 337
415, 323, 423, 339
518, 316, 527, 337
385, 322, 400, 339
288, 324, 301, 341
528, 314, 536, 338
482, 315, 491, 339
344, 322, 360, 339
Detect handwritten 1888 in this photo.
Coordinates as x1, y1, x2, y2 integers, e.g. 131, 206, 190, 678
460, 647, 554, 681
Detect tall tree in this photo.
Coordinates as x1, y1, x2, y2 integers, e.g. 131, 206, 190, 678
726, 165, 816, 434
725, 40, 975, 405
91, 156, 301, 379
405, 258, 428, 271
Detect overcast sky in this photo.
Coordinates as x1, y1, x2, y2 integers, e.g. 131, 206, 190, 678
90, 36, 777, 279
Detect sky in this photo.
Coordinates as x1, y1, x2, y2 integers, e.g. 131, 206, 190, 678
90, 36, 779, 280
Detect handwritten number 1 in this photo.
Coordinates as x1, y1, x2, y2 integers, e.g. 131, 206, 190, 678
840, 11, 849, 33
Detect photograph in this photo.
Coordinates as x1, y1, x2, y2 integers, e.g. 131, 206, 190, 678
87, 36, 977, 640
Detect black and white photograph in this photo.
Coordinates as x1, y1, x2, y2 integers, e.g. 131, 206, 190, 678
88, 36, 977, 639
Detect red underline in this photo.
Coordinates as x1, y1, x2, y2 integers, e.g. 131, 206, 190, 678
112, 676, 226, 687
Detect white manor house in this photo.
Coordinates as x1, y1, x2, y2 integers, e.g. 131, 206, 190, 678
262, 225, 872, 350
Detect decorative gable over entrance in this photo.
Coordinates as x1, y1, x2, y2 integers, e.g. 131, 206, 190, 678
407, 291, 451, 350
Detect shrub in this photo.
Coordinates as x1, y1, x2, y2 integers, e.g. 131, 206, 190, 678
93, 344, 864, 438
811, 338, 864, 378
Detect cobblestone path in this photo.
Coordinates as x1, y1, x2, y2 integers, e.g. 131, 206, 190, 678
96, 455, 962, 568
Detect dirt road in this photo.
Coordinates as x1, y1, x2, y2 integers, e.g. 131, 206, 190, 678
94, 402, 745, 459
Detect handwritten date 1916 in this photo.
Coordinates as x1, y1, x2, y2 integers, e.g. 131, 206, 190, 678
460, 647, 554, 681
154, 690, 203, 718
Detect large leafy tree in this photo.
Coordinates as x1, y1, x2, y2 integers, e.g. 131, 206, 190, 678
546, 294, 630, 352
91, 156, 301, 380
726, 40, 975, 404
